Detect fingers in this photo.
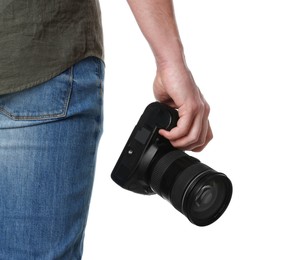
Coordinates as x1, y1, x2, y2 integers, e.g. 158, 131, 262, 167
191, 122, 213, 152
159, 101, 212, 152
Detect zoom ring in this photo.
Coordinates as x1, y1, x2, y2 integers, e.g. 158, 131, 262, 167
150, 150, 186, 195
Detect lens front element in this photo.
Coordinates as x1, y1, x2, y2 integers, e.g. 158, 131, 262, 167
194, 184, 217, 212
184, 174, 231, 226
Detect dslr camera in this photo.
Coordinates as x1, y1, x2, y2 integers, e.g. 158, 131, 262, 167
111, 102, 232, 226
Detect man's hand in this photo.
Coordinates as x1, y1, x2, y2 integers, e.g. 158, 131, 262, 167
153, 63, 213, 152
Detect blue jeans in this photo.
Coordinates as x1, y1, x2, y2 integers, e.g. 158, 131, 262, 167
0, 56, 104, 259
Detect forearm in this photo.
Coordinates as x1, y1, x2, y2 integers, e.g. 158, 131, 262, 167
127, 0, 186, 69
127, 0, 212, 151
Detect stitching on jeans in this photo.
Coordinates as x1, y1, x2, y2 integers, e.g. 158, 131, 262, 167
0, 68, 74, 121
98, 59, 104, 96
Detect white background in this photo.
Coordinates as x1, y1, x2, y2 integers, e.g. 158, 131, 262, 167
84, 1, 298, 259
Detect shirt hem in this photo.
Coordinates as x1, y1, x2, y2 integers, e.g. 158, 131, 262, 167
0, 52, 104, 96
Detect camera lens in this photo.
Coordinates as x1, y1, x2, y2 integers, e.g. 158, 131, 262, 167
150, 148, 232, 226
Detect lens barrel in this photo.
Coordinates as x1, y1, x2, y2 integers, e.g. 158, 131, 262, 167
150, 149, 232, 226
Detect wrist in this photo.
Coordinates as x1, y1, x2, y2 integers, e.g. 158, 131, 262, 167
156, 56, 190, 78
154, 41, 188, 71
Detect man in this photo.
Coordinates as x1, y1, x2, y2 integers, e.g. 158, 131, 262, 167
0, 0, 212, 258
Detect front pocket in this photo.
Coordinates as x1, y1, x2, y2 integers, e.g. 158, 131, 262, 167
0, 67, 73, 121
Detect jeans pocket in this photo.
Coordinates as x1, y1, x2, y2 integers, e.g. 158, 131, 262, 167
0, 67, 73, 121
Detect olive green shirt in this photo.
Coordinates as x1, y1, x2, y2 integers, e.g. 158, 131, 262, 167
0, 0, 103, 95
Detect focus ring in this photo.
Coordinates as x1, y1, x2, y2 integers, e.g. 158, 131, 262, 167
150, 150, 186, 195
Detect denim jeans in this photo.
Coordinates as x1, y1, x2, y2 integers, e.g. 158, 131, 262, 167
0, 56, 104, 259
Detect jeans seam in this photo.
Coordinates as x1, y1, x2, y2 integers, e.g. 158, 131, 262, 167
98, 59, 104, 97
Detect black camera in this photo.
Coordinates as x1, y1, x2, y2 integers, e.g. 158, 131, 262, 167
111, 102, 232, 226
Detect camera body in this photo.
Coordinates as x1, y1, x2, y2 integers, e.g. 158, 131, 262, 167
111, 102, 178, 195
111, 102, 232, 226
